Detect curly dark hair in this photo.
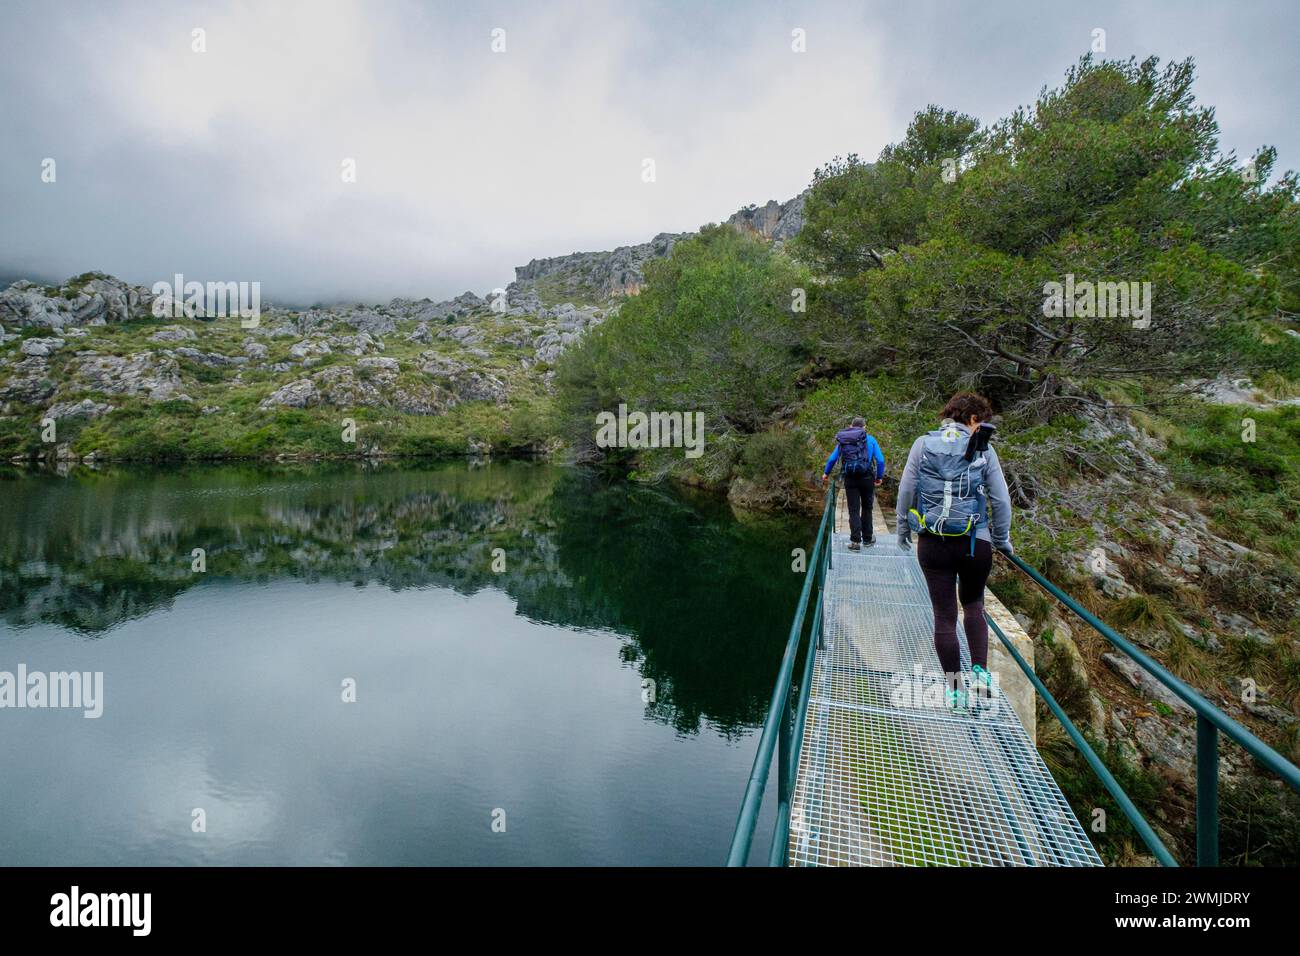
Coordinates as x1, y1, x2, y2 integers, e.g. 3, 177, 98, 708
941, 391, 994, 424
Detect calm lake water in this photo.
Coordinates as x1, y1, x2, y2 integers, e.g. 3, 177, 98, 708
0, 461, 811, 865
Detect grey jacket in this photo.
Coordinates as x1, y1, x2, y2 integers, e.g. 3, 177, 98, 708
895, 421, 1013, 549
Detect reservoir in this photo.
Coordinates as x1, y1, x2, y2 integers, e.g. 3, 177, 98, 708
0, 461, 811, 865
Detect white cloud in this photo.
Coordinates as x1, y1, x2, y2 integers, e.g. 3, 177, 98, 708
0, 0, 1294, 302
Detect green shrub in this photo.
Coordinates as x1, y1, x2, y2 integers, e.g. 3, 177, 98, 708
734, 430, 809, 507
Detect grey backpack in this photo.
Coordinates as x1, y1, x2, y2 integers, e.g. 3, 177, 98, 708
905, 423, 989, 538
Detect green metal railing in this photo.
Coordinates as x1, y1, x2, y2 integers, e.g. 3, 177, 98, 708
997, 551, 1300, 867
983, 612, 1178, 866
727, 483, 1300, 867
726, 479, 835, 867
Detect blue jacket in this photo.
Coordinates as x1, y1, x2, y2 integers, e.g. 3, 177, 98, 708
824, 430, 885, 479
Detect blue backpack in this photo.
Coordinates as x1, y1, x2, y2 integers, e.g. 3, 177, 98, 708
835, 427, 876, 476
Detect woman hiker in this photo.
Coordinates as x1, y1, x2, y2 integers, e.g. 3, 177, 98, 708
894, 392, 1014, 712
821, 416, 885, 551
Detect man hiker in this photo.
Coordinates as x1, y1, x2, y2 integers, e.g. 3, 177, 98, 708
821, 416, 885, 550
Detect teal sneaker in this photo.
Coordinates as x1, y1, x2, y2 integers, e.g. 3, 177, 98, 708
944, 688, 968, 713
970, 665, 994, 711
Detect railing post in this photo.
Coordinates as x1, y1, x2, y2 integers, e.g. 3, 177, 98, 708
1197, 715, 1219, 866
817, 595, 825, 651
828, 479, 836, 570
771, 697, 792, 866
777, 697, 791, 805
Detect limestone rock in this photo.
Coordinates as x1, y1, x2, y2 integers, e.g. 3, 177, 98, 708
511, 232, 685, 301
307, 364, 389, 408
392, 383, 452, 416
390, 292, 484, 324
438, 325, 483, 346
20, 337, 66, 357
333, 331, 382, 356
406, 322, 433, 344
725, 191, 808, 241
1244, 698, 1297, 726
339, 309, 397, 336
1102, 653, 1191, 714
45, 397, 113, 421
173, 347, 247, 367
1212, 609, 1272, 644
150, 325, 197, 343
289, 339, 332, 360
1133, 714, 1196, 779
0, 356, 57, 403
74, 352, 187, 401
1167, 533, 1201, 575
259, 379, 320, 410
0, 274, 154, 330
418, 352, 507, 405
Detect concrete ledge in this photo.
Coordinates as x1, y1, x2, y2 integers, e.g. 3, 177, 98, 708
981, 589, 1037, 740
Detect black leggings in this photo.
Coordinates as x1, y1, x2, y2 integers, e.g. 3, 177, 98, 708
917, 535, 993, 678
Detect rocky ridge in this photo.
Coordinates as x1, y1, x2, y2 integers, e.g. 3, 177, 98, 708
0, 194, 806, 461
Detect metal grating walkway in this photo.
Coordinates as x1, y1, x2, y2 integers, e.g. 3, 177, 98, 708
788, 522, 1103, 867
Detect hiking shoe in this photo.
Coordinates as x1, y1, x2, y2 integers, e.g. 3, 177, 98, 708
848, 540, 861, 552
944, 688, 968, 713
969, 665, 994, 710
863, 537, 875, 548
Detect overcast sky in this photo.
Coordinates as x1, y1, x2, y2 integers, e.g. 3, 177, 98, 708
2, 0, 1296, 304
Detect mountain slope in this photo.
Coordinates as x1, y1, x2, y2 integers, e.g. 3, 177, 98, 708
0, 195, 805, 463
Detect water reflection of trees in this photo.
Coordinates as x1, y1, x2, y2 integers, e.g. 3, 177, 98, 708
0, 462, 811, 735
